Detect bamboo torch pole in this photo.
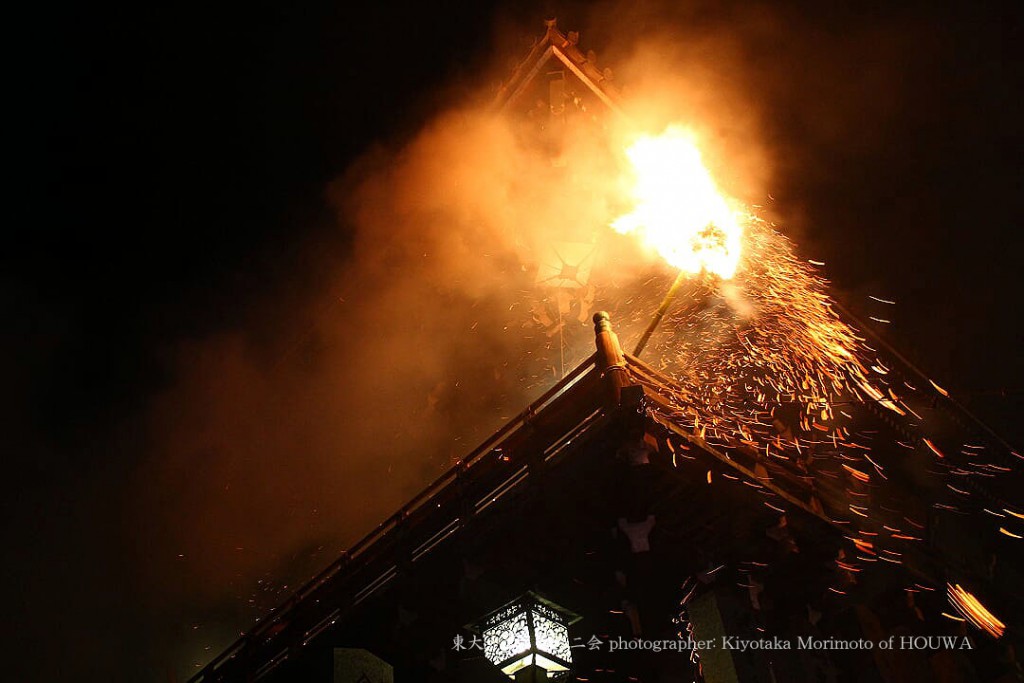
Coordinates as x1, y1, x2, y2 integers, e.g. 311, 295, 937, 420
632, 271, 689, 357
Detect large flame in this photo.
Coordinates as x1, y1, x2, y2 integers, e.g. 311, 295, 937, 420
612, 126, 744, 279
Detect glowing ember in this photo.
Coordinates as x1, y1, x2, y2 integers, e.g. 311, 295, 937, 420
612, 126, 744, 278
947, 583, 1005, 638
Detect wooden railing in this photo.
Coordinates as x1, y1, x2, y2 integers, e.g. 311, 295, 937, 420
189, 355, 598, 682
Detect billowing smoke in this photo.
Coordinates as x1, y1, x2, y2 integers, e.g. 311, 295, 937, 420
131, 74, 630, 673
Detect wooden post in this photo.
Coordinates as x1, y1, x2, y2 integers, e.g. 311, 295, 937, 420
593, 311, 631, 407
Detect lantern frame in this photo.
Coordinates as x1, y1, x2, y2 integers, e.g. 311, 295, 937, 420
473, 592, 581, 679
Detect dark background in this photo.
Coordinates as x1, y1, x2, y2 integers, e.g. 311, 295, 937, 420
4, 0, 1022, 680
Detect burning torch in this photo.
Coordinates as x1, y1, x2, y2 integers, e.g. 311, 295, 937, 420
612, 126, 744, 356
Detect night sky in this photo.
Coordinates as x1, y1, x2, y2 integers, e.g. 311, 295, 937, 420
6, 0, 1023, 680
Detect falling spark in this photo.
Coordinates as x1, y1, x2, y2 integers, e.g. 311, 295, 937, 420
947, 583, 1005, 638
923, 439, 945, 459
842, 464, 871, 483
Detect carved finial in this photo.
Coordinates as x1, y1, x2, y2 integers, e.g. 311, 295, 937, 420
544, 17, 557, 29
593, 311, 631, 405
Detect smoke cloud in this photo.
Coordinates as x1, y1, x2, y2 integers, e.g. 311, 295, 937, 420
131, 74, 630, 673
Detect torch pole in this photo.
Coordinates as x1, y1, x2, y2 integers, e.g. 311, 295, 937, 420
632, 270, 689, 357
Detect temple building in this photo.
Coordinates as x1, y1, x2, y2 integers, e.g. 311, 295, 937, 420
190, 20, 1022, 683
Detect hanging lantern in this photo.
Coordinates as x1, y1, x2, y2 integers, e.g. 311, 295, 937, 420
474, 592, 579, 680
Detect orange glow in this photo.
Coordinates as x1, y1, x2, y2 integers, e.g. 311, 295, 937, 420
612, 126, 744, 278
948, 583, 1005, 638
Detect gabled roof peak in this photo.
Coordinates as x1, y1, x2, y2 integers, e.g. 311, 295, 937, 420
494, 18, 622, 115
